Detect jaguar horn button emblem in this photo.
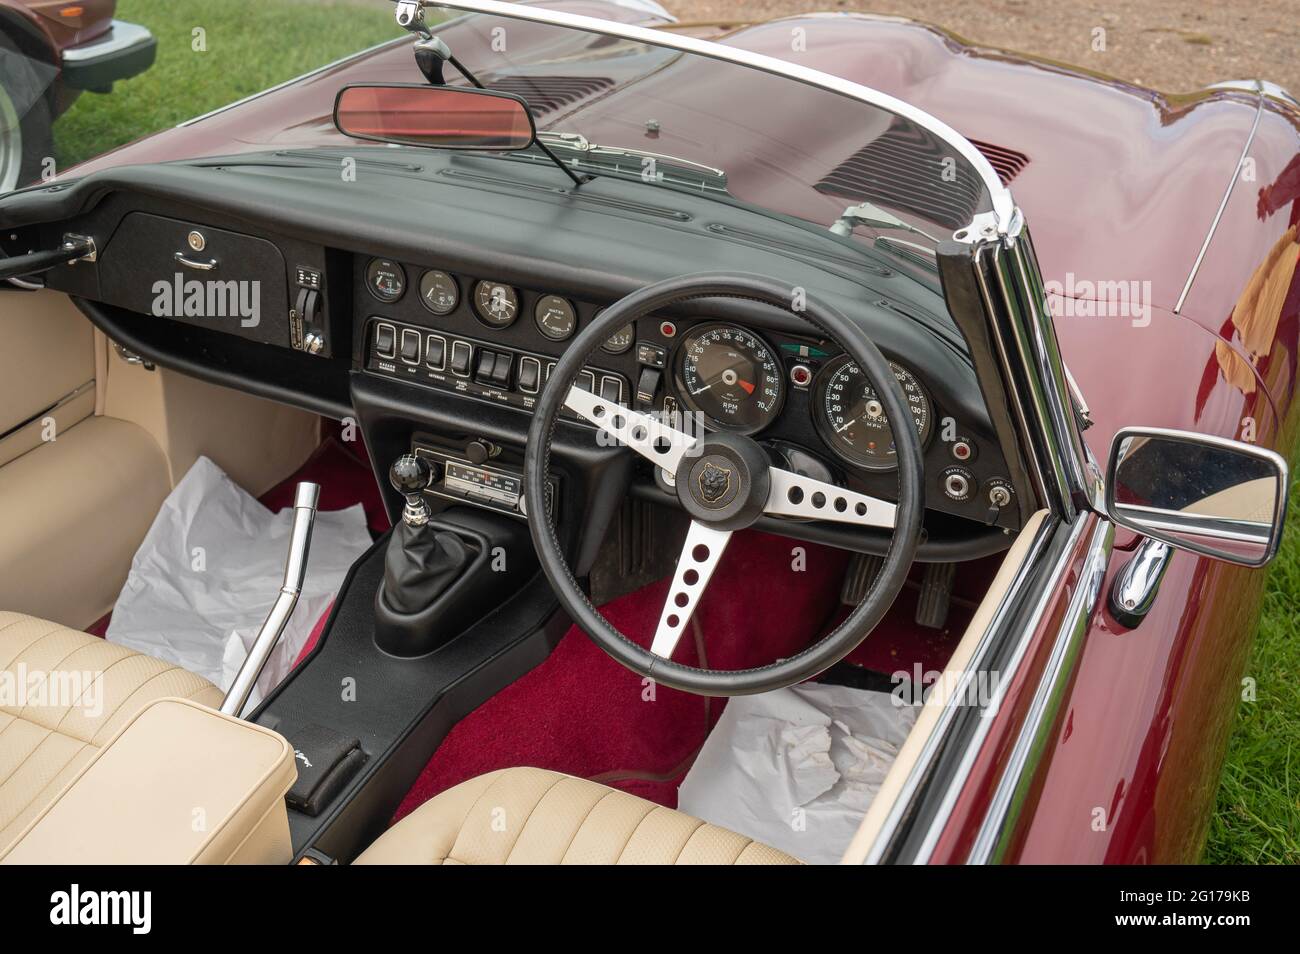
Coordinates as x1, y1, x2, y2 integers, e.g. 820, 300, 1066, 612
698, 461, 734, 505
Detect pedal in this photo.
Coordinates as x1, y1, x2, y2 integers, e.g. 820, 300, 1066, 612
915, 562, 956, 629
841, 552, 884, 605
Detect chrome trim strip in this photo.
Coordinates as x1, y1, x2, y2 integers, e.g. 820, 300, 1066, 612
968, 221, 1097, 517
971, 240, 1051, 506
860, 512, 1060, 864
967, 518, 1113, 863
908, 512, 1097, 863
1005, 224, 1098, 514
62, 19, 153, 63
1207, 79, 1300, 112
177, 35, 414, 128
0, 379, 94, 443
1173, 91, 1264, 314
425, 0, 1015, 232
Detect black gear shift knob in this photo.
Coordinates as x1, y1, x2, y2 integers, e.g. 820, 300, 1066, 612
390, 454, 433, 496
390, 454, 436, 526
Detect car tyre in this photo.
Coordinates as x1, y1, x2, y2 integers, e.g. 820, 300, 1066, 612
0, 51, 54, 194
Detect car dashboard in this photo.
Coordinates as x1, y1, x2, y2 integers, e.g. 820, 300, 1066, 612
5, 150, 1026, 560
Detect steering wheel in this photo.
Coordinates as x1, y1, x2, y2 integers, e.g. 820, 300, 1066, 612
524, 274, 924, 696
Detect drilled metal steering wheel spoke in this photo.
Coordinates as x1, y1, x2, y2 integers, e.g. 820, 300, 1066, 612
649, 521, 732, 660
764, 467, 897, 529
564, 385, 699, 478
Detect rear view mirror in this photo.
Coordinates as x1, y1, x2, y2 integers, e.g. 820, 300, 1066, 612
1105, 427, 1289, 567
333, 84, 536, 150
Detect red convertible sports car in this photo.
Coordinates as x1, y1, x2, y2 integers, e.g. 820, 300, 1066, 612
0, 0, 1293, 870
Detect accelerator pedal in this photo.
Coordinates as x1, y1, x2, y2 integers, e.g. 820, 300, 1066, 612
840, 552, 885, 605
915, 562, 956, 629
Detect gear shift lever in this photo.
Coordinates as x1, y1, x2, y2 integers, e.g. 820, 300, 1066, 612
375, 453, 475, 655
390, 453, 437, 527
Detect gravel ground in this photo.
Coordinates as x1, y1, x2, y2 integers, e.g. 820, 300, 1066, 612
660, 0, 1300, 95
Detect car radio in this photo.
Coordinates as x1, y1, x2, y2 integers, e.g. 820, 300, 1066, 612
411, 443, 555, 520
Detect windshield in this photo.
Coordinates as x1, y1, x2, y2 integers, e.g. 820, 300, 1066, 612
423, 3, 1005, 256
4, 0, 1009, 276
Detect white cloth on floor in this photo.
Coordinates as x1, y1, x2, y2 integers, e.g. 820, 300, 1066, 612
677, 682, 916, 864
106, 456, 372, 712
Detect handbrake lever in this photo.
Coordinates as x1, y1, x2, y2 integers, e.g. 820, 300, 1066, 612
220, 482, 320, 718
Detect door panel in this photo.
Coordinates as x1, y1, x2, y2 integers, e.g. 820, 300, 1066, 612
0, 290, 320, 629
0, 288, 95, 466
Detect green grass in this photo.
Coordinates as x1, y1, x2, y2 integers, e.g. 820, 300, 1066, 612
48, 0, 1300, 866
53, 0, 402, 169
1203, 468, 1300, 864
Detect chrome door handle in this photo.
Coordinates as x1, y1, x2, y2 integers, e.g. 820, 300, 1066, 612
174, 252, 217, 271
1108, 536, 1172, 628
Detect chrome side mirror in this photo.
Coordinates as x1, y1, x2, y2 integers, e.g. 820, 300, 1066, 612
1105, 427, 1289, 568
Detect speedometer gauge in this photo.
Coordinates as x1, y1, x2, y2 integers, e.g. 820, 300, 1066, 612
814, 355, 931, 471
675, 323, 783, 434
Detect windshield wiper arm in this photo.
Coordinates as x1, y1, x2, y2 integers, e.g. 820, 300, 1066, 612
831, 201, 939, 243
537, 132, 729, 193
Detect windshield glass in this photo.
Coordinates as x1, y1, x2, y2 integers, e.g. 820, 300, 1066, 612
4, 0, 1006, 277
425, 4, 1002, 256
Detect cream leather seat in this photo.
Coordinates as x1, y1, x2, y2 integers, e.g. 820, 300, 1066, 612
0, 612, 223, 849
1, 614, 796, 865
355, 766, 800, 865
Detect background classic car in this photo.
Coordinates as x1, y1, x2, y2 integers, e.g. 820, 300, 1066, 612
0, 0, 1295, 869
0, 0, 155, 191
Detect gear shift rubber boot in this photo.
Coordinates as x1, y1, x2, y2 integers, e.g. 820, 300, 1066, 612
381, 524, 473, 615
373, 456, 537, 657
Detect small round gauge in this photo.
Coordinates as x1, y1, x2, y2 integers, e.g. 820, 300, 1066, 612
418, 270, 459, 316
814, 355, 932, 471
675, 323, 784, 434
472, 280, 520, 328
535, 295, 577, 341
365, 258, 405, 303
601, 321, 635, 355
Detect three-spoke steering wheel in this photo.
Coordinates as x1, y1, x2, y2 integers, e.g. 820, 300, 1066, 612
524, 274, 924, 696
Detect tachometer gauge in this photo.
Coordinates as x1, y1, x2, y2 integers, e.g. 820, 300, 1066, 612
675, 323, 783, 434
419, 270, 459, 315
366, 258, 405, 303
814, 355, 931, 471
472, 280, 519, 328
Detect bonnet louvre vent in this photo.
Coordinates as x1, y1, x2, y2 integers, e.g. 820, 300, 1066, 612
484, 75, 615, 116
969, 139, 1030, 185
814, 125, 1029, 230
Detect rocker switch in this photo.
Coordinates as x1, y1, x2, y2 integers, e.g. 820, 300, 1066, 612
636, 367, 661, 409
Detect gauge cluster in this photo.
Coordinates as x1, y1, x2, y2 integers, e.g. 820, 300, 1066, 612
656, 319, 1016, 530
359, 257, 594, 345
353, 254, 1018, 530
663, 318, 936, 477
